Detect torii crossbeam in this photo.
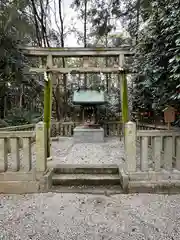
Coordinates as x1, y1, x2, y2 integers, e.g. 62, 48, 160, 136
21, 46, 134, 73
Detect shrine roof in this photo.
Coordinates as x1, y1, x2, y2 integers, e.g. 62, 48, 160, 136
73, 89, 105, 105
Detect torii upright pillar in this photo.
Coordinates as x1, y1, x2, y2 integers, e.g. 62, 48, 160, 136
119, 54, 129, 125
43, 55, 53, 158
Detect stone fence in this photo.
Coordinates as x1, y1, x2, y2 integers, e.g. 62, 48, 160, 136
121, 121, 180, 193
1, 120, 180, 193
0, 122, 52, 194
0, 121, 124, 137
0, 123, 35, 131
0, 121, 171, 138
0, 130, 35, 173
51, 121, 123, 137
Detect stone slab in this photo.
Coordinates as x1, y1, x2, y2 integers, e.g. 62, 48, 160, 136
119, 168, 129, 192
128, 180, 180, 194
129, 170, 180, 181
51, 185, 123, 194
52, 173, 120, 186
0, 169, 53, 194
0, 181, 40, 194
0, 171, 36, 181
39, 169, 53, 192
73, 127, 104, 143
53, 164, 119, 174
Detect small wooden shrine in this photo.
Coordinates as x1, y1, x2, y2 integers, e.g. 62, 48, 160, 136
73, 88, 105, 127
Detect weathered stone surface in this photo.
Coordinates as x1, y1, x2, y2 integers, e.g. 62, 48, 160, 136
129, 170, 180, 181
52, 173, 120, 186
73, 127, 104, 143
53, 164, 119, 174
128, 180, 180, 194
39, 169, 53, 192
119, 168, 129, 191
124, 121, 136, 172
0, 171, 36, 181
0, 181, 40, 194
0, 169, 53, 194
36, 122, 47, 172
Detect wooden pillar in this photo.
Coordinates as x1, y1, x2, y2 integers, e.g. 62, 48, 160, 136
43, 54, 53, 158
120, 72, 129, 124
119, 54, 129, 125
47, 55, 53, 120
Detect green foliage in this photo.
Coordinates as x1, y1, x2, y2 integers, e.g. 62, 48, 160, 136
133, 0, 180, 110
4, 108, 42, 126
0, 0, 44, 121
2, 0, 180, 123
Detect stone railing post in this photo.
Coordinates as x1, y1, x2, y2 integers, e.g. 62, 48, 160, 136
176, 137, 180, 170
124, 121, 136, 172
36, 122, 47, 172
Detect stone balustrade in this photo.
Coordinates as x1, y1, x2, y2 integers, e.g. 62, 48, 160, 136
0, 122, 52, 194
121, 121, 180, 193
0, 131, 35, 173
51, 121, 123, 137
1, 120, 180, 193
0, 123, 35, 131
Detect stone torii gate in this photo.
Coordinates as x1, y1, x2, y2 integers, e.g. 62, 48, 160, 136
21, 46, 134, 156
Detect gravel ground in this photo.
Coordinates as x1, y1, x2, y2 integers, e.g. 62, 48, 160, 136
1, 193, 180, 239
50, 137, 152, 168
51, 137, 74, 163
47, 137, 126, 167
63, 138, 125, 165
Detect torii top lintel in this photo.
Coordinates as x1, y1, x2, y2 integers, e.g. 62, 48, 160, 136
21, 46, 134, 74
20, 46, 134, 57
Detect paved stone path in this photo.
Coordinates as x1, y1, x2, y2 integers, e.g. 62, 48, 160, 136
1, 193, 180, 239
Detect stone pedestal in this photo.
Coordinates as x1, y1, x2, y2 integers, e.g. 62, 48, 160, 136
73, 126, 104, 143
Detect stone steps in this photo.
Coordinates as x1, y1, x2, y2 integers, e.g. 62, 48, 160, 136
51, 185, 123, 194
51, 164, 122, 192
53, 164, 119, 174
52, 173, 120, 186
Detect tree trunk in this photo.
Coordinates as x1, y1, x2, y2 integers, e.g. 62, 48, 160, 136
58, 0, 67, 119
105, 33, 109, 93
136, 0, 141, 44
19, 84, 24, 108
84, 0, 87, 87
30, 0, 50, 47
0, 97, 5, 119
